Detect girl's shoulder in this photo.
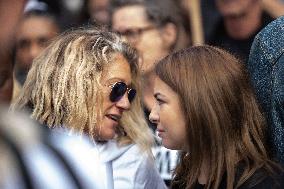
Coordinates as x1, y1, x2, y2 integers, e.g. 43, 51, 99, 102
240, 166, 284, 189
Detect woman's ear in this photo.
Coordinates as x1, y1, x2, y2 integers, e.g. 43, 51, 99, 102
160, 23, 178, 50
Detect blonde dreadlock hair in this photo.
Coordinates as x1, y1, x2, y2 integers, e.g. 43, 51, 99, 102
12, 28, 153, 153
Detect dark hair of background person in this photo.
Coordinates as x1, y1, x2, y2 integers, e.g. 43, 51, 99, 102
30, 0, 88, 30
155, 45, 283, 189
109, 0, 191, 51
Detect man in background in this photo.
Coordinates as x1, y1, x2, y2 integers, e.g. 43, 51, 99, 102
13, 9, 60, 101
110, 0, 191, 186
208, 0, 273, 63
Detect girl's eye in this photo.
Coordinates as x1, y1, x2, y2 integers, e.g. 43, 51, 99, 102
156, 98, 165, 105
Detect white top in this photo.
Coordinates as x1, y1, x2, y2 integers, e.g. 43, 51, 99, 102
49, 131, 167, 189
0, 111, 166, 189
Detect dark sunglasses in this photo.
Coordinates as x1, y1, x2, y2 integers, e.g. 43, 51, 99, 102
109, 82, 136, 103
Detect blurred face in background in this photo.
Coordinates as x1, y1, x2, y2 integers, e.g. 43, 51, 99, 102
88, 0, 110, 25
112, 5, 171, 75
15, 16, 59, 84
0, 60, 13, 105
215, 0, 256, 17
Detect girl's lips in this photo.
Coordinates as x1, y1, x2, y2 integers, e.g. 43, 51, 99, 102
157, 131, 164, 138
157, 128, 165, 133
157, 129, 165, 138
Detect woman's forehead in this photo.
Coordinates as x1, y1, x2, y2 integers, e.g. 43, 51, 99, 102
101, 53, 132, 85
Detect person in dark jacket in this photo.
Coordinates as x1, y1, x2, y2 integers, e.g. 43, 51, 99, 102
208, 0, 273, 63
248, 16, 284, 165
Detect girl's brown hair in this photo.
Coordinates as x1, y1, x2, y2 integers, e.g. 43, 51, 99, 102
155, 45, 279, 189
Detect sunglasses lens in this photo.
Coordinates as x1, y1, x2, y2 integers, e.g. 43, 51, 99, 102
128, 89, 136, 103
110, 82, 127, 102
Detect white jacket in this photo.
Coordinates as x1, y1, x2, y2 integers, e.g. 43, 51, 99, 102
49, 132, 167, 189
93, 140, 167, 189
0, 113, 166, 189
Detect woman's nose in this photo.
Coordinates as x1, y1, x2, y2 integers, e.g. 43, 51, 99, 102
115, 93, 131, 110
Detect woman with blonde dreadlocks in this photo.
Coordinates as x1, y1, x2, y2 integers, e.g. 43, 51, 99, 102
12, 28, 166, 189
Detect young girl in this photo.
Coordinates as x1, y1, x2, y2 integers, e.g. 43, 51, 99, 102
150, 45, 284, 189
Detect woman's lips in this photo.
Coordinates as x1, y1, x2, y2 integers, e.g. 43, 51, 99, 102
105, 114, 121, 126
106, 114, 121, 121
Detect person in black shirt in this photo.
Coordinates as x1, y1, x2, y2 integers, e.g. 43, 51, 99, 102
208, 0, 274, 63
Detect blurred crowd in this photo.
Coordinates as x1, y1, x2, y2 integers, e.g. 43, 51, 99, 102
1, 0, 284, 188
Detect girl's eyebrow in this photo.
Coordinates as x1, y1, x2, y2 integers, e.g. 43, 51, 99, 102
154, 92, 164, 98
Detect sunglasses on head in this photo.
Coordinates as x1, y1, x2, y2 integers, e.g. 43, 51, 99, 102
109, 82, 136, 103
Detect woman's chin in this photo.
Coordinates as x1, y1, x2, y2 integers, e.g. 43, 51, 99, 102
98, 130, 116, 141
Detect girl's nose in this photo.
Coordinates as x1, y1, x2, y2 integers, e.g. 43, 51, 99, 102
149, 104, 159, 124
